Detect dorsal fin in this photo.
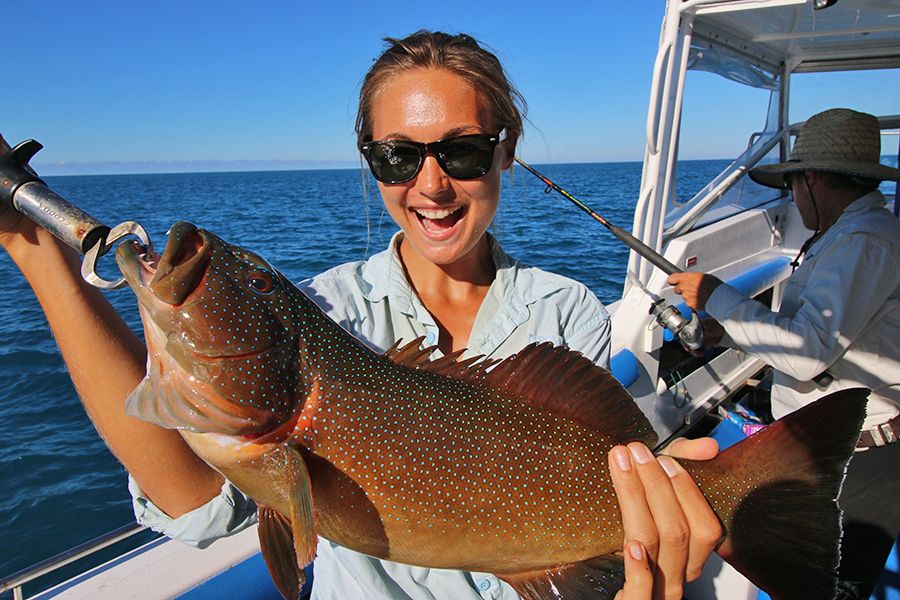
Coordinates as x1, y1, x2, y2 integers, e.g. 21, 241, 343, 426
385, 339, 656, 446
480, 343, 657, 445
384, 337, 500, 379
383, 336, 436, 368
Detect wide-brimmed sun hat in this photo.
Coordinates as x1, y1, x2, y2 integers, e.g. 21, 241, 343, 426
749, 108, 900, 189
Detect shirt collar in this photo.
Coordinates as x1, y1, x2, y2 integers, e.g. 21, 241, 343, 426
357, 229, 573, 314
359, 231, 414, 311
842, 189, 887, 216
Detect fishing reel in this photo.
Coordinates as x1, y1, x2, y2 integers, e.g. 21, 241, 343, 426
649, 299, 704, 351
0, 139, 152, 289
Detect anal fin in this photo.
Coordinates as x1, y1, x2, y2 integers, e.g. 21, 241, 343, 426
497, 554, 625, 600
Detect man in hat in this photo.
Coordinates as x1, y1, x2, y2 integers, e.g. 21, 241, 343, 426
670, 107, 899, 599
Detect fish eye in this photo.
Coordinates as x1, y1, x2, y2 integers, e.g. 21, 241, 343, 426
247, 269, 277, 295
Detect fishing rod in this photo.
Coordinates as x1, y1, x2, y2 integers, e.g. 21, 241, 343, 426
514, 157, 703, 351
0, 139, 152, 289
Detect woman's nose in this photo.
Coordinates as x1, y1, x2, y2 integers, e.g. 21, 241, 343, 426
416, 155, 451, 194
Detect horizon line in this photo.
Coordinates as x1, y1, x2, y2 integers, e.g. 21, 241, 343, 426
36, 156, 738, 178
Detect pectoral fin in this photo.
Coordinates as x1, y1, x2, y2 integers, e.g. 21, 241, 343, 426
259, 507, 305, 600
284, 443, 317, 567
258, 443, 317, 600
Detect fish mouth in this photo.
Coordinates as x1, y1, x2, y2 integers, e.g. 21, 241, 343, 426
150, 222, 212, 305
116, 221, 211, 306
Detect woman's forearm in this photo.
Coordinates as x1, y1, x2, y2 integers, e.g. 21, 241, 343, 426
3, 224, 223, 517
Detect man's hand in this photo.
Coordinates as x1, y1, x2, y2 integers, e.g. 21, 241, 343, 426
609, 437, 722, 599
668, 272, 722, 312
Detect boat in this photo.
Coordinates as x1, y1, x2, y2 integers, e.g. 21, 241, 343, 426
2, 0, 898, 597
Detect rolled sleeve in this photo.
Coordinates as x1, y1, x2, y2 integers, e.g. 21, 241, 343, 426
128, 475, 258, 549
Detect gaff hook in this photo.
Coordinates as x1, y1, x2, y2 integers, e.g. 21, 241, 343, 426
0, 139, 152, 289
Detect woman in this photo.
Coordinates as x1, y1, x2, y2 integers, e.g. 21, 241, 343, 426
0, 31, 720, 600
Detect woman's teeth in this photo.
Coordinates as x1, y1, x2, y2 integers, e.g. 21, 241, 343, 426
414, 206, 464, 234
415, 206, 461, 220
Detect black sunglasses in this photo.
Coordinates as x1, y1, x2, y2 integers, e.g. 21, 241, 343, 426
360, 132, 503, 184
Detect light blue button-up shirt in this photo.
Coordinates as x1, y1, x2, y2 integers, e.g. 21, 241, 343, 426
131, 232, 611, 599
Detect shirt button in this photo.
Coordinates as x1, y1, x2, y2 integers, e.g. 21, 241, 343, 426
478, 578, 491, 591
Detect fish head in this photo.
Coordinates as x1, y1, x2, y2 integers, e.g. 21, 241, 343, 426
116, 221, 306, 437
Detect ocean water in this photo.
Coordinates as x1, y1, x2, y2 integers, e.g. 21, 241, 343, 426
0, 160, 729, 595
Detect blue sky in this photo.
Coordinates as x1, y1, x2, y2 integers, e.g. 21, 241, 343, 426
4, 1, 898, 175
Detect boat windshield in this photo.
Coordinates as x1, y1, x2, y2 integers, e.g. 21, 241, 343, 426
663, 40, 900, 239
663, 43, 786, 238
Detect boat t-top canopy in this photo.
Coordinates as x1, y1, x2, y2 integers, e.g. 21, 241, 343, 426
628, 0, 899, 288
689, 0, 900, 79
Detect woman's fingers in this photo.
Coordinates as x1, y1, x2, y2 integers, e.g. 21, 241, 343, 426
610, 440, 723, 599
658, 437, 723, 581
610, 442, 689, 599
615, 541, 653, 600
609, 445, 659, 562
662, 436, 719, 460
658, 456, 723, 580
628, 443, 690, 600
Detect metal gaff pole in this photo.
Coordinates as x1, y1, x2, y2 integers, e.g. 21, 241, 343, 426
514, 157, 703, 350
0, 139, 151, 289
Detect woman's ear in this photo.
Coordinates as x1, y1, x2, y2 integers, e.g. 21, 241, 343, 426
499, 134, 518, 170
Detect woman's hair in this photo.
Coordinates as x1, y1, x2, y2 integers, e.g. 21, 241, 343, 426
355, 30, 526, 147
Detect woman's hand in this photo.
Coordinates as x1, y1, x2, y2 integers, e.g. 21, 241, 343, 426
0, 133, 32, 244
609, 437, 722, 599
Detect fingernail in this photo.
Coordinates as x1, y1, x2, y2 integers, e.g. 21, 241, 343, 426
612, 446, 631, 472
629, 443, 653, 464
627, 541, 644, 560
659, 455, 679, 478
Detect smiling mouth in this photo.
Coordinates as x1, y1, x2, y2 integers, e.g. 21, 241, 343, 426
414, 206, 466, 233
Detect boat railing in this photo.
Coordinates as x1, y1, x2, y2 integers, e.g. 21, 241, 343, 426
0, 522, 152, 600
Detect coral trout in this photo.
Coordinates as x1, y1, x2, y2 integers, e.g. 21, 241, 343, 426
116, 222, 867, 600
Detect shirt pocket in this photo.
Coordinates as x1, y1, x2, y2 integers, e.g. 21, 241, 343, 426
527, 334, 565, 347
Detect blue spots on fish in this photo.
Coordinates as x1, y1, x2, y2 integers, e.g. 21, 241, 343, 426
132, 223, 636, 562
282, 335, 621, 553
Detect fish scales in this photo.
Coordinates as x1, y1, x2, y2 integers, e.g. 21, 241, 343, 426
117, 222, 868, 600
296, 356, 624, 570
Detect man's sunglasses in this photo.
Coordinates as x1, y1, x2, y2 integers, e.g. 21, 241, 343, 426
360, 132, 503, 184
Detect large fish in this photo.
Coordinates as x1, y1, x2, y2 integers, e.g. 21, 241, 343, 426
116, 222, 867, 600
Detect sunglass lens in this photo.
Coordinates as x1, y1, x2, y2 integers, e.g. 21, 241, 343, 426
367, 142, 422, 183
440, 137, 495, 179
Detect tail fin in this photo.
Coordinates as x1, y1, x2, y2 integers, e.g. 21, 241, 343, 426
683, 387, 868, 600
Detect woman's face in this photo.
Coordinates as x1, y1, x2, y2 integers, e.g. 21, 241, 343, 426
369, 68, 514, 267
